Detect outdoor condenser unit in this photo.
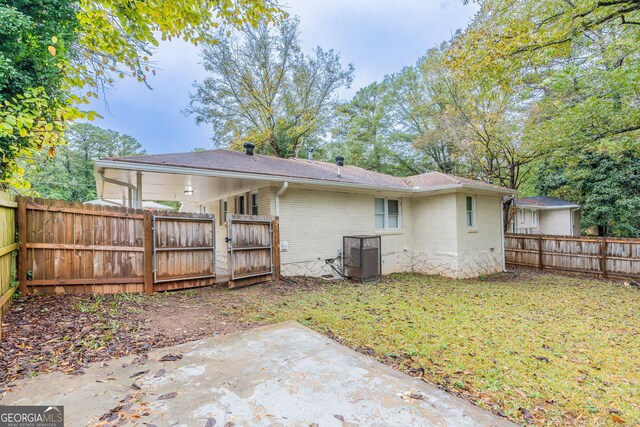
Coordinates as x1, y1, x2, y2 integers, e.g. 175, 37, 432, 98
343, 235, 382, 283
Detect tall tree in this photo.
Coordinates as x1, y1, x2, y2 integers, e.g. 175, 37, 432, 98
1, 0, 285, 187
453, 0, 640, 154
186, 18, 354, 157
24, 123, 145, 202
536, 150, 640, 237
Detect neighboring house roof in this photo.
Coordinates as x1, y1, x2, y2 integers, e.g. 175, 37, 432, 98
514, 196, 580, 209
84, 199, 175, 210
97, 149, 516, 194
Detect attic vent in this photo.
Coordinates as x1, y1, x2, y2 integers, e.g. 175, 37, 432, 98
335, 156, 344, 166
244, 142, 255, 156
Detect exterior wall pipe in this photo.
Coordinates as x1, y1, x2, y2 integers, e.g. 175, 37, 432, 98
275, 181, 289, 216
98, 170, 137, 207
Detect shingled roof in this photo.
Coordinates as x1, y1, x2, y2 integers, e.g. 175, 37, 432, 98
100, 149, 514, 193
515, 196, 580, 208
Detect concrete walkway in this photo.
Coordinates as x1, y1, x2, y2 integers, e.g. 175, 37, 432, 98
1, 322, 514, 426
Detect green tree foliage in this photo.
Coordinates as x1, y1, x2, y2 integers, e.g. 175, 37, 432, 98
454, 0, 640, 153
0, 0, 78, 186
537, 150, 640, 237
1, 0, 285, 187
186, 18, 354, 158
24, 123, 145, 201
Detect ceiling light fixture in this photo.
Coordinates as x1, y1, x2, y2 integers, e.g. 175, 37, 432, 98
184, 186, 194, 196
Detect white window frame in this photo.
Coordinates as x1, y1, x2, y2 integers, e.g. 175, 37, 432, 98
518, 208, 525, 224
220, 200, 228, 225
374, 198, 401, 230
236, 195, 245, 215
250, 192, 259, 216
531, 209, 537, 226
465, 195, 476, 228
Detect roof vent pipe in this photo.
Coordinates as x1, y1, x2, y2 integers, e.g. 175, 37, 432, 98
335, 156, 344, 167
308, 147, 314, 161
244, 142, 255, 156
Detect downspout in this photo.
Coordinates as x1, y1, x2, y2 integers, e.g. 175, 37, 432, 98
98, 170, 138, 207
500, 198, 507, 272
275, 181, 288, 216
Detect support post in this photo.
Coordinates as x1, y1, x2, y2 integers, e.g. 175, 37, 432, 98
538, 235, 543, 270
17, 198, 27, 295
143, 211, 154, 294
136, 171, 143, 209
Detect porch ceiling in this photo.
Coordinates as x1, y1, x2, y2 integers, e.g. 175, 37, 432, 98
96, 167, 270, 204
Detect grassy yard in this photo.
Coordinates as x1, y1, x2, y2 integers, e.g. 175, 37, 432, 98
246, 272, 640, 426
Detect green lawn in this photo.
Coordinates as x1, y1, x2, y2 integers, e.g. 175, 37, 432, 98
247, 272, 640, 426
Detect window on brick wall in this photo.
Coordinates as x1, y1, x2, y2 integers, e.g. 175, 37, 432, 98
374, 198, 401, 229
236, 195, 245, 214
466, 196, 476, 228
220, 200, 227, 225
250, 193, 259, 215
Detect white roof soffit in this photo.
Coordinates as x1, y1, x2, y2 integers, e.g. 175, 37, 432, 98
94, 159, 518, 196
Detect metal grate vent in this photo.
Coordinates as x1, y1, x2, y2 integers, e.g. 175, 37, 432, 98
343, 235, 382, 283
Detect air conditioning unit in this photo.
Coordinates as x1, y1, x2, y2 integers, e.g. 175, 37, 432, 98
343, 235, 382, 283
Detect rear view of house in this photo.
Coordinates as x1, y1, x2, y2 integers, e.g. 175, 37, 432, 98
512, 196, 581, 236
95, 146, 516, 280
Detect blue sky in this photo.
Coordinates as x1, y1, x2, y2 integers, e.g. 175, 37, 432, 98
89, 0, 478, 153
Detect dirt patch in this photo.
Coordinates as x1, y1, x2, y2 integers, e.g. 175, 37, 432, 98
0, 277, 331, 388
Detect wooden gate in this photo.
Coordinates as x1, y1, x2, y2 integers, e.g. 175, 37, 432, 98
227, 214, 280, 288
152, 214, 216, 292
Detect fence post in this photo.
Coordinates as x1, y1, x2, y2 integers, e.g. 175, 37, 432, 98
143, 211, 154, 294
538, 235, 543, 270
17, 198, 27, 296
600, 237, 608, 279
272, 217, 281, 281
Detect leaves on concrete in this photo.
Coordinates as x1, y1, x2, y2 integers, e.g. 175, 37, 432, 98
158, 354, 182, 362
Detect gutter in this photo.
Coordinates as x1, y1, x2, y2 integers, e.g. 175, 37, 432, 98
94, 159, 517, 196
275, 181, 288, 216
97, 169, 138, 207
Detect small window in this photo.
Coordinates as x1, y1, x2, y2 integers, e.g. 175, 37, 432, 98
518, 208, 525, 224
374, 198, 400, 229
531, 209, 537, 226
237, 195, 245, 214
374, 198, 385, 229
250, 193, 259, 215
466, 196, 475, 228
220, 200, 228, 225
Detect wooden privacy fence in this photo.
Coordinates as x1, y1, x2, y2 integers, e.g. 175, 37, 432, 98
505, 233, 640, 280
0, 191, 17, 338
153, 215, 216, 292
16, 197, 223, 295
227, 214, 280, 289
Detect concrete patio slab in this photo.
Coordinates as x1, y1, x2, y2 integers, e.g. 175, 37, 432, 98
1, 321, 514, 426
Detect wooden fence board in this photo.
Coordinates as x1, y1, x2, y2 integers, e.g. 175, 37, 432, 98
227, 214, 279, 288
505, 233, 640, 279
0, 191, 17, 339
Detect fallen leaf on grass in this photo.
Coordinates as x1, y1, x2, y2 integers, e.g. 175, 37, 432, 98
204, 418, 216, 427
334, 415, 345, 421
